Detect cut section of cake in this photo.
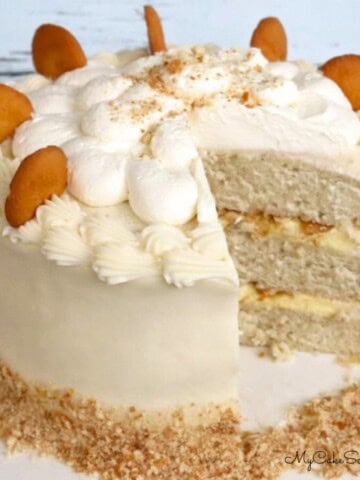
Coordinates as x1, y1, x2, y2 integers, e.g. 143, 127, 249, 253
223, 209, 360, 354
199, 50, 360, 355
224, 211, 360, 301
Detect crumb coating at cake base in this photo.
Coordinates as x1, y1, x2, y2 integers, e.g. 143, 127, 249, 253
3, 357, 360, 480
0, 360, 244, 480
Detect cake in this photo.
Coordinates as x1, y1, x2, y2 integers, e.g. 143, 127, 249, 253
0, 5, 359, 479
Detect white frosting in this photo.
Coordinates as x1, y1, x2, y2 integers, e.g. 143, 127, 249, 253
191, 96, 360, 154
3, 219, 42, 244
88, 51, 121, 67
164, 62, 231, 98
28, 84, 78, 114
0, 156, 19, 184
36, 194, 85, 229
0, 239, 240, 413
141, 224, 190, 255
76, 75, 133, 110
62, 127, 127, 209
189, 55, 360, 155
190, 223, 229, 260
151, 114, 197, 170
0, 157, 19, 223
42, 228, 91, 266
190, 156, 218, 223
163, 249, 238, 288
13, 114, 80, 159
127, 159, 198, 225
252, 78, 300, 107
296, 71, 351, 108
265, 61, 300, 80
81, 83, 183, 151
120, 53, 163, 76
65, 141, 129, 207
56, 63, 117, 87
4, 44, 360, 287
2, 190, 237, 287
93, 244, 159, 284
81, 213, 137, 246
13, 73, 51, 94
116, 48, 148, 67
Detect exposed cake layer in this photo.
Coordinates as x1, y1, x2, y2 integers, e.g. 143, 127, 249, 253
0, 238, 239, 421
239, 284, 360, 354
205, 149, 360, 226
221, 210, 360, 300
0, 361, 243, 480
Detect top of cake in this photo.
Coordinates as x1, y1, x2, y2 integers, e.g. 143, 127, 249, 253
0, 9, 359, 286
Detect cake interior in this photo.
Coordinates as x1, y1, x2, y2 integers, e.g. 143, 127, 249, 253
203, 148, 360, 356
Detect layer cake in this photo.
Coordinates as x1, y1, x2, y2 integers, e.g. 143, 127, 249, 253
0, 5, 360, 479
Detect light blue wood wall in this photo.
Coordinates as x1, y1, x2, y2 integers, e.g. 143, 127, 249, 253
0, 0, 359, 78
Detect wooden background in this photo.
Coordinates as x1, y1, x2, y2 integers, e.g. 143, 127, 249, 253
0, 0, 359, 81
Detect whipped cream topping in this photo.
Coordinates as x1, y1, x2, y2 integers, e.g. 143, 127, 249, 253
2, 43, 360, 286
127, 159, 198, 225
9, 45, 360, 216
191, 63, 360, 154
151, 114, 197, 169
